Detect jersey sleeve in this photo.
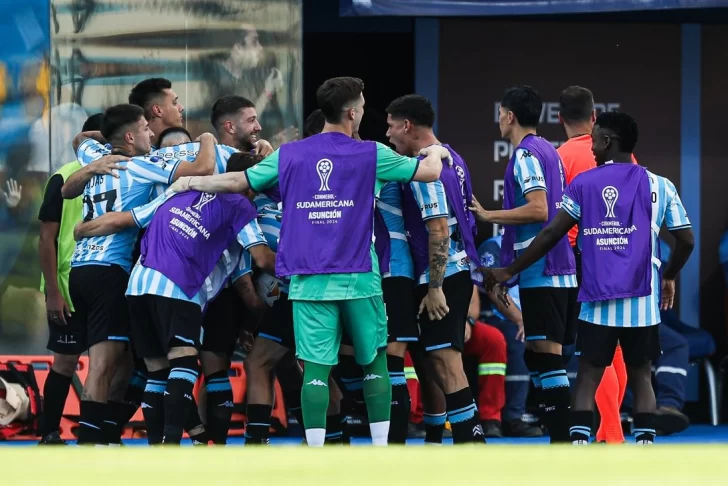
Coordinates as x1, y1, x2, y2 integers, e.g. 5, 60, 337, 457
131, 189, 174, 228
478, 240, 502, 269
236, 218, 267, 250
375, 142, 419, 183
127, 157, 180, 185
561, 180, 582, 221
514, 148, 547, 195
231, 250, 253, 282
245, 150, 280, 191
38, 174, 64, 223
76, 138, 110, 167
663, 178, 691, 230
410, 180, 449, 221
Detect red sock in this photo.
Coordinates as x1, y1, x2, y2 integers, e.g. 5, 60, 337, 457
595, 346, 625, 443
404, 352, 422, 424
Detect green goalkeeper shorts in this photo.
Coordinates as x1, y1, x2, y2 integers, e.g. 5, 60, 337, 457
292, 296, 387, 366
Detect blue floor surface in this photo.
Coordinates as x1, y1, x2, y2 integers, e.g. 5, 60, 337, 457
4, 425, 728, 446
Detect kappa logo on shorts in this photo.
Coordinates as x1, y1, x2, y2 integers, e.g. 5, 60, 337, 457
363, 374, 383, 381
218, 401, 234, 408
306, 379, 327, 387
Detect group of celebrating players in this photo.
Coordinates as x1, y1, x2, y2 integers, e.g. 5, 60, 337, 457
36, 74, 694, 447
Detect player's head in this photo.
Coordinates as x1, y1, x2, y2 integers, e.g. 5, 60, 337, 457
591, 111, 639, 165
157, 127, 192, 148
82, 113, 103, 132
385, 94, 435, 156
316, 77, 365, 134
227, 152, 264, 200
303, 109, 325, 138
210, 96, 260, 151
499, 85, 542, 139
128, 78, 183, 131
101, 104, 153, 155
558, 86, 595, 127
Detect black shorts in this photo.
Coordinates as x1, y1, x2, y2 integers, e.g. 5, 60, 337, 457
257, 293, 295, 350
383, 277, 419, 343
520, 286, 578, 346
201, 287, 245, 356
417, 270, 473, 353
576, 320, 662, 367
46, 304, 86, 356
127, 294, 203, 358
68, 264, 130, 349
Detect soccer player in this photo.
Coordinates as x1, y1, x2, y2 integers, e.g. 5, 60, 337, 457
470, 85, 577, 443
128, 78, 184, 147
210, 95, 274, 156
73, 155, 275, 444
484, 111, 695, 445
169, 76, 450, 447
37, 113, 102, 445
60, 105, 217, 445
386, 94, 485, 444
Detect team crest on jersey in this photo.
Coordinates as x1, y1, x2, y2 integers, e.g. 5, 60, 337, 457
192, 192, 216, 211
316, 159, 333, 192
482, 252, 495, 267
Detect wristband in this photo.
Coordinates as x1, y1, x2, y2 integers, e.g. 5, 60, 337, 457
467, 316, 476, 327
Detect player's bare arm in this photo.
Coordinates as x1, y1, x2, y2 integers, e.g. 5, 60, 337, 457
175, 171, 249, 195
232, 273, 267, 320
61, 155, 130, 199
73, 212, 135, 240
412, 145, 451, 182
484, 209, 577, 289
248, 244, 276, 276
419, 216, 450, 320
470, 190, 548, 225
39, 221, 71, 326
170, 132, 218, 180
660, 227, 695, 310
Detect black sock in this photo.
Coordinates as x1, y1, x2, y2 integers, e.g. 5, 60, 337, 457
387, 355, 410, 444
523, 349, 544, 418
204, 371, 234, 444
569, 410, 593, 443
77, 400, 108, 445
185, 397, 209, 444
337, 355, 366, 416
104, 401, 126, 444
325, 413, 345, 444
40, 369, 73, 437
423, 413, 446, 444
633, 413, 656, 443
445, 387, 485, 444
110, 368, 147, 442
163, 356, 200, 445
537, 353, 571, 444
142, 369, 169, 445
245, 403, 273, 444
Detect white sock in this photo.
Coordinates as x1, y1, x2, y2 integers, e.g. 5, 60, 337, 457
305, 428, 326, 447
369, 421, 390, 446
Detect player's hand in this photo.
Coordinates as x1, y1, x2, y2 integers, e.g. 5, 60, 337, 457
88, 155, 129, 179
239, 330, 255, 354
482, 268, 512, 291
468, 195, 493, 223
419, 287, 449, 321
195, 132, 218, 144
513, 319, 525, 342
419, 146, 453, 167
170, 176, 193, 194
660, 278, 676, 310
1, 178, 22, 208
255, 139, 274, 157
492, 283, 511, 308
464, 321, 472, 343
46, 289, 72, 326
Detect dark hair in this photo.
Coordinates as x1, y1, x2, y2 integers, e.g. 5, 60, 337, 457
559, 86, 594, 124
100, 104, 145, 142
303, 109, 325, 138
226, 152, 264, 173
595, 111, 639, 153
128, 78, 172, 119
386, 94, 435, 128
210, 95, 256, 130
82, 113, 103, 132
157, 127, 192, 146
500, 85, 542, 128
316, 77, 364, 124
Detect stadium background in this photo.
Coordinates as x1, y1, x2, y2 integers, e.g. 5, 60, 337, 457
0, 0, 727, 421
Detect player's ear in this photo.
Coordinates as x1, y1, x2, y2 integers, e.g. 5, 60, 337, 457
124, 130, 134, 145
151, 104, 162, 119
225, 120, 234, 134
404, 119, 411, 134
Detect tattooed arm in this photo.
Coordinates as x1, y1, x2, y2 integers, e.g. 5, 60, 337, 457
419, 216, 451, 320
232, 273, 267, 322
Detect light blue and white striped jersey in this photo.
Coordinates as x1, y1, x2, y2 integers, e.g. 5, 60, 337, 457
149, 143, 238, 198
71, 143, 180, 272
377, 182, 414, 280
76, 138, 110, 167
254, 202, 288, 293
410, 180, 470, 285
562, 170, 691, 327
512, 148, 577, 289
199, 245, 247, 313
253, 191, 280, 212
126, 190, 267, 305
